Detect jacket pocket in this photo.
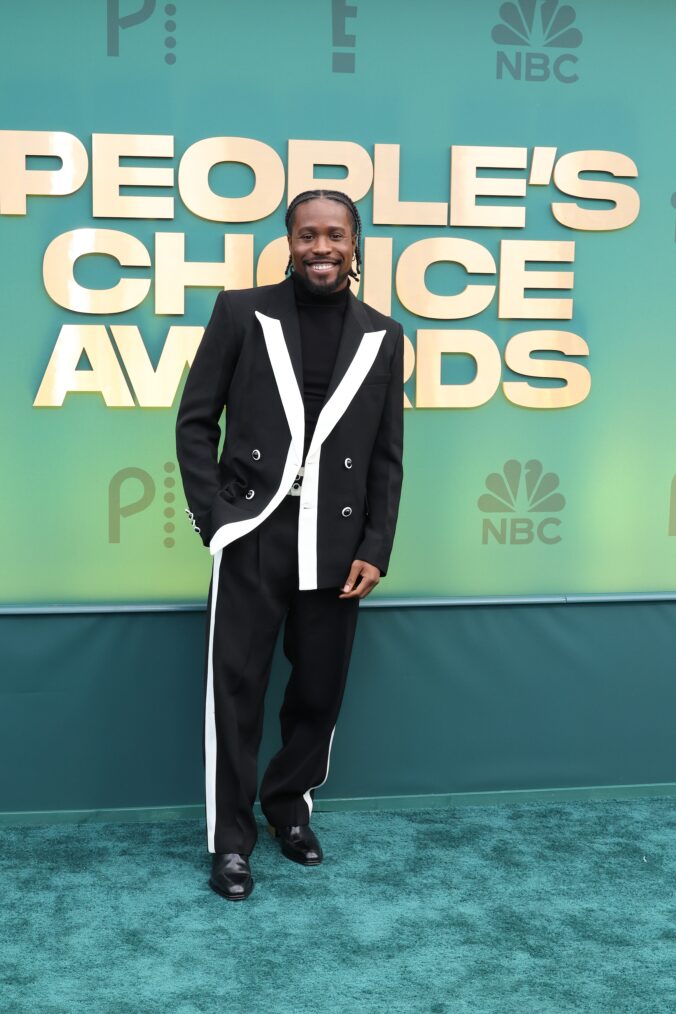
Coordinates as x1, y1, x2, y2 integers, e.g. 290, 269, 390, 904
218, 478, 247, 503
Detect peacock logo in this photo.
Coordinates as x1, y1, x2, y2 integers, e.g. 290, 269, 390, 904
492, 1, 582, 49
492, 1, 583, 83
478, 460, 565, 544
108, 461, 179, 549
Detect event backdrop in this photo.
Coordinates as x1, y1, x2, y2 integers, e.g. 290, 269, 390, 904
1, 0, 675, 605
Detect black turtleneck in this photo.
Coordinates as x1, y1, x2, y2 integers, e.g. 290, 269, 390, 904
291, 271, 349, 458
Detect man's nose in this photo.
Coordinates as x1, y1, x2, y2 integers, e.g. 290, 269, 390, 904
311, 235, 332, 254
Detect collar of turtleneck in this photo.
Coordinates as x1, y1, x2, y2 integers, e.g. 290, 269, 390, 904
291, 270, 350, 307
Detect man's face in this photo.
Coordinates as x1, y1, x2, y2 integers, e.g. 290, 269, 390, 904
287, 198, 357, 294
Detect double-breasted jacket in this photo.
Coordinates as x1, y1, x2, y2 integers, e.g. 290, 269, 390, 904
175, 275, 404, 589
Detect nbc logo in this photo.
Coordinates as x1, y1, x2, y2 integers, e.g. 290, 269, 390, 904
491, 0, 583, 84
478, 459, 565, 545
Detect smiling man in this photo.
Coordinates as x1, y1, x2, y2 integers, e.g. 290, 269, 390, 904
176, 189, 404, 901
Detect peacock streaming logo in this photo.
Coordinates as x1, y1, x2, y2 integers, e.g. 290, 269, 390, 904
491, 0, 583, 83
106, 0, 178, 65
478, 459, 566, 545
108, 461, 180, 549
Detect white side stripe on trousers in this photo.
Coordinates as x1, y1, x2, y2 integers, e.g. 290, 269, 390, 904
303, 724, 337, 819
205, 549, 223, 854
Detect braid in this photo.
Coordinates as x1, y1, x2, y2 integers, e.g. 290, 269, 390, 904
285, 188, 363, 281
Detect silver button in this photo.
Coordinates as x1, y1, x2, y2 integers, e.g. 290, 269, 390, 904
341, 506, 352, 518
252, 449, 261, 461
344, 457, 353, 469
245, 489, 255, 500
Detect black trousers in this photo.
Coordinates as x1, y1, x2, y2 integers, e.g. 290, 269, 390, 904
203, 494, 360, 855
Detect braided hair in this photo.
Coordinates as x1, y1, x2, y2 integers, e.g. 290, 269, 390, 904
285, 189, 363, 281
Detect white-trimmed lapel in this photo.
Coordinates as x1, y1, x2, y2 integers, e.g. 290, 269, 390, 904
258, 283, 387, 590
255, 281, 384, 477
254, 309, 305, 465
212, 282, 387, 589
298, 324, 386, 589
208, 304, 304, 556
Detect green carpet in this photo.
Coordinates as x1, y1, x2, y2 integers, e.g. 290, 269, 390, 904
1, 799, 676, 1013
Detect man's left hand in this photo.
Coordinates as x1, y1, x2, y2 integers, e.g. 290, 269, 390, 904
339, 560, 381, 599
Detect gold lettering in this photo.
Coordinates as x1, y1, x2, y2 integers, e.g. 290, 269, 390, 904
43, 228, 151, 314
396, 238, 496, 319
155, 232, 253, 313
450, 146, 528, 228
111, 325, 203, 406
373, 144, 447, 225
257, 236, 289, 287
0, 130, 88, 214
499, 240, 574, 319
179, 137, 285, 222
503, 329, 591, 408
552, 150, 640, 231
33, 324, 134, 407
415, 329, 501, 408
403, 334, 414, 409
362, 236, 392, 315
287, 139, 373, 202
91, 133, 174, 218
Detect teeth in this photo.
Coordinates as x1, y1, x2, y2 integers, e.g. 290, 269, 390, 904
309, 263, 333, 272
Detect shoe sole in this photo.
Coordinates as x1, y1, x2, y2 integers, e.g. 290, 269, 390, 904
209, 877, 254, 901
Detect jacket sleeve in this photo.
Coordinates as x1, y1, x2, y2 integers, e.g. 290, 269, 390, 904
354, 325, 405, 576
175, 291, 240, 546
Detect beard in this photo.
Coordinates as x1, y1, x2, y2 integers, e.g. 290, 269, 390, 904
299, 263, 351, 296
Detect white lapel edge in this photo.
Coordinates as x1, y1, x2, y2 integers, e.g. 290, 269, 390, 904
208, 312, 305, 556
298, 329, 386, 590
254, 311, 305, 463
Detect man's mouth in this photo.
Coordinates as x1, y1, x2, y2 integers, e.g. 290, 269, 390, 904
305, 261, 338, 274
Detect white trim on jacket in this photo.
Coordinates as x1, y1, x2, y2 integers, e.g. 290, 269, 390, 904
297, 329, 385, 589
208, 312, 304, 557
208, 312, 385, 590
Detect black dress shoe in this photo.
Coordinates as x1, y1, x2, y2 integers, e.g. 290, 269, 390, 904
209, 852, 254, 901
267, 823, 323, 866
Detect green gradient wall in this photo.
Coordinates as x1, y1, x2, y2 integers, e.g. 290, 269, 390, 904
2, 0, 676, 605
2, 601, 676, 816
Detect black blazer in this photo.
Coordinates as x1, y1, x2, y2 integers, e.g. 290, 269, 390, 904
175, 276, 404, 589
